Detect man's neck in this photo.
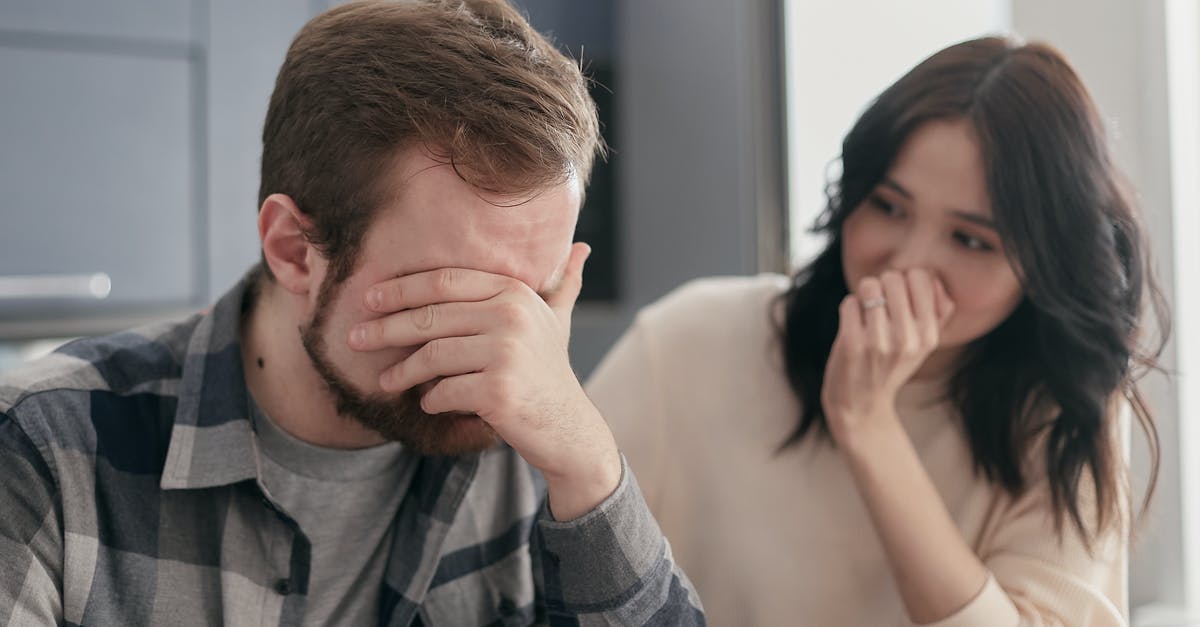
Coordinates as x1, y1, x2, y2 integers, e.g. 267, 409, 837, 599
241, 284, 388, 450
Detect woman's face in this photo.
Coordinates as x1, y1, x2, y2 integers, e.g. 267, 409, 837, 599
841, 118, 1024, 371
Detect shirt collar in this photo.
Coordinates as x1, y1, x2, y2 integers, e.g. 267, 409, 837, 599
160, 269, 262, 490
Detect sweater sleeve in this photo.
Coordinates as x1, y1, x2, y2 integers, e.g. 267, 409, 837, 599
918, 457, 1129, 626
585, 311, 671, 512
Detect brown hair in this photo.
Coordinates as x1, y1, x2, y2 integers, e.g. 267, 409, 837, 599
258, 0, 603, 283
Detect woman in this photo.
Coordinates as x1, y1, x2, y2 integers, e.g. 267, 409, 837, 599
587, 36, 1164, 626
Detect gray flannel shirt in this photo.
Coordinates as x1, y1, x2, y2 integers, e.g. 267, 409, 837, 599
0, 273, 704, 626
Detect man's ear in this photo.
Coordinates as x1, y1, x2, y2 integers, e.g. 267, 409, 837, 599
259, 193, 320, 295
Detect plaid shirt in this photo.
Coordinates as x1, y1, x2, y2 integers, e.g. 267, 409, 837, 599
0, 273, 704, 626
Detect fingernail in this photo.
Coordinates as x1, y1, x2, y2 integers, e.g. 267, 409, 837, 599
350, 326, 366, 348
367, 288, 382, 310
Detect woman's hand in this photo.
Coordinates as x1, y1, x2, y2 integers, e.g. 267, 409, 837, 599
821, 268, 954, 445
821, 270, 995, 625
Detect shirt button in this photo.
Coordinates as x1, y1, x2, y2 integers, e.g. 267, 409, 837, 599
274, 578, 292, 596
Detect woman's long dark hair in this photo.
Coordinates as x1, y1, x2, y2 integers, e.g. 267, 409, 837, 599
779, 36, 1166, 543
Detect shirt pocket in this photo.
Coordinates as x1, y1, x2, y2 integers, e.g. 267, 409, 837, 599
420, 547, 537, 626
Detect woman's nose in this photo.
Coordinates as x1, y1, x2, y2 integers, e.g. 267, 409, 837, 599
885, 231, 941, 277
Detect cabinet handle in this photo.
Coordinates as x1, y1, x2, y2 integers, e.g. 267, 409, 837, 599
0, 273, 112, 299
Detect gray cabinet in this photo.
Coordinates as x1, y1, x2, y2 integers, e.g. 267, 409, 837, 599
0, 43, 198, 312
0, 0, 312, 337
0, 1, 191, 42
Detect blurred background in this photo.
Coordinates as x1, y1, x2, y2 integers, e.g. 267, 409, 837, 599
0, 1, 1196, 623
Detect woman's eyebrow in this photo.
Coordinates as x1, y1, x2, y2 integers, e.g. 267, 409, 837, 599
883, 177, 996, 230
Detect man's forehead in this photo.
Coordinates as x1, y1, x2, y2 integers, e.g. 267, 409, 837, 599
386, 145, 583, 207
362, 146, 579, 295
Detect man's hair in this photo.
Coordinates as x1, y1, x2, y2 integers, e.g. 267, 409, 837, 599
258, 0, 603, 283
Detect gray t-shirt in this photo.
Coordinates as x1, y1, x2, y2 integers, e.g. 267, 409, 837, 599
251, 404, 416, 627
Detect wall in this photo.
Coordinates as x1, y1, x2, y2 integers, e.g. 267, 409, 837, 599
1011, 0, 1189, 613
570, 0, 787, 375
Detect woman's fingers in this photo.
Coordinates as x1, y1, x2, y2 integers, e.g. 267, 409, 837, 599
880, 271, 918, 352
856, 270, 955, 361
904, 269, 939, 349
837, 294, 865, 349
934, 278, 956, 327
856, 277, 891, 355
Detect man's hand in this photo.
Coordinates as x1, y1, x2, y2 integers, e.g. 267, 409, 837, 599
348, 242, 621, 520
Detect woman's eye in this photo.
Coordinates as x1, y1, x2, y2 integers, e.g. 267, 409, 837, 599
868, 195, 902, 217
954, 231, 993, 251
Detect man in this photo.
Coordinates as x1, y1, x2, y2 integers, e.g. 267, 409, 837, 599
0, 2, 704, 625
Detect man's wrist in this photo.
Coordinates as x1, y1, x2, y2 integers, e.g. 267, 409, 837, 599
542, 437, 623, 521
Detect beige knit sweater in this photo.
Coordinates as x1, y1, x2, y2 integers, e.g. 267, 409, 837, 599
586, 274, 1127, 627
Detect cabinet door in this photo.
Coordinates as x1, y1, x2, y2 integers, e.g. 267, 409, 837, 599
0, 0, 191, 43
0, 38, 199, 320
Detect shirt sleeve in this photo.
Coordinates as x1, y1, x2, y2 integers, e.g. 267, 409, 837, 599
528, 307, 703, 624
0, 411, 64, 626
533, 455, 705, 625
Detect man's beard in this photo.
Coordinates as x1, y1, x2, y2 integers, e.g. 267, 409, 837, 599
298, 271, 498, 456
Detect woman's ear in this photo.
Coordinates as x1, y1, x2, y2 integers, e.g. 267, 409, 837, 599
258, 193, 319, 295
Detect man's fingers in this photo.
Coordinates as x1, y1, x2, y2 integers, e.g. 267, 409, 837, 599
350, 301, 486, 352
379, 335, 491, 393
364, 267, 516, 313
546, 242, 590, 323
420, 373, 489, 416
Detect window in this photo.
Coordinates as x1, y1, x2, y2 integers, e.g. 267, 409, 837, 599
782, 0, 1008, 265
